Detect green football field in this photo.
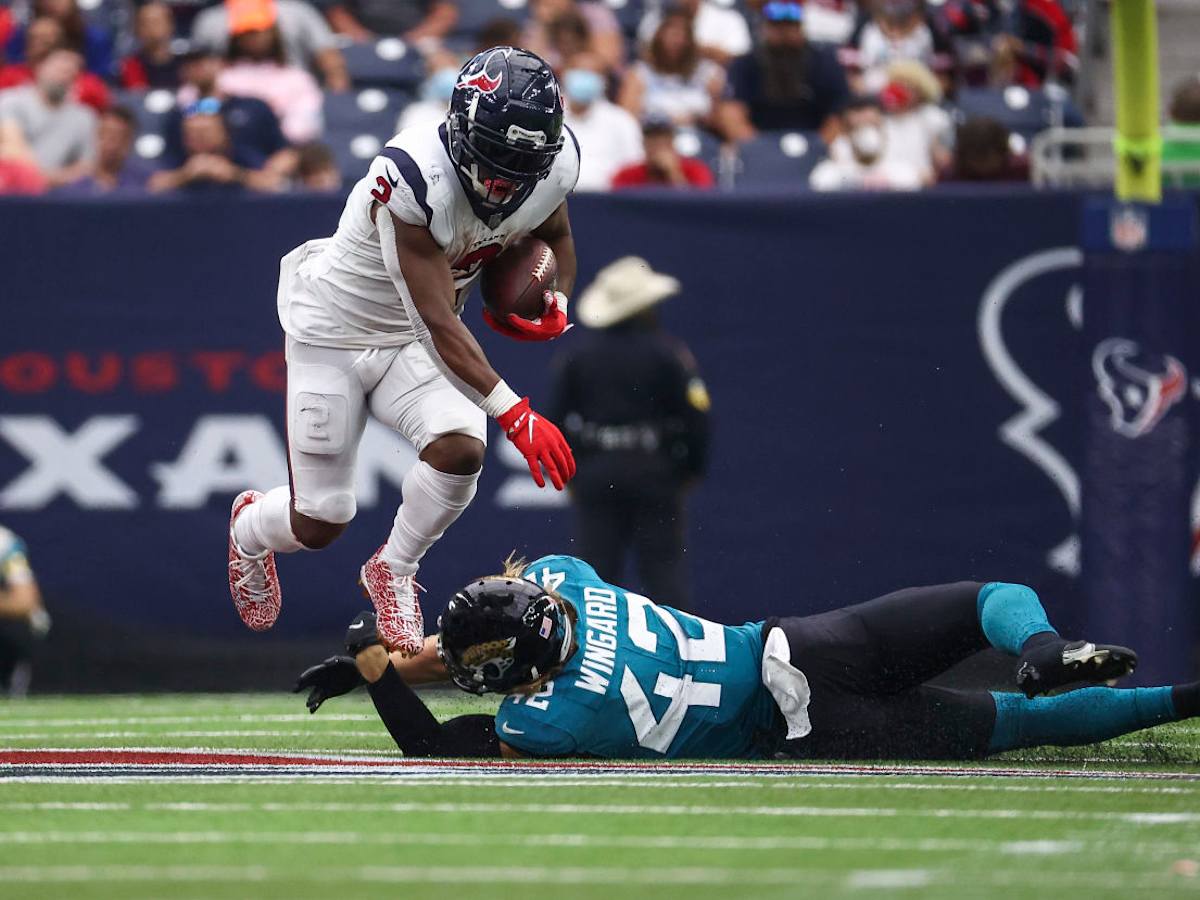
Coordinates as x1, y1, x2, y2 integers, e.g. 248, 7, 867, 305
2, 692, 1199, 900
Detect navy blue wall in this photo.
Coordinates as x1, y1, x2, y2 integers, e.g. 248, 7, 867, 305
1, 189, 1195, 688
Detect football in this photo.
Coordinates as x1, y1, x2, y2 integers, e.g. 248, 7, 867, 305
480, 237, 558, 321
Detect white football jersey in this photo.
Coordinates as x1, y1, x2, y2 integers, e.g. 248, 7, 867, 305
278, 122, 581, 349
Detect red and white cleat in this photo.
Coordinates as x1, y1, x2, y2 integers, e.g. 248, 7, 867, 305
359, 545, 424, 654
227, 490, 282, 631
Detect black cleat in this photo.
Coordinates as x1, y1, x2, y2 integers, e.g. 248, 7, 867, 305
1016, 640, 1138, 699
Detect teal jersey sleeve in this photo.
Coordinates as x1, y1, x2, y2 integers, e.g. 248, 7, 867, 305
495, 688, 580, 756
522, 555, 602, 592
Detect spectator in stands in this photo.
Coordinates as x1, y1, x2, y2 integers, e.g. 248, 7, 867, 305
61, 105, 152, 194
718, 1, 849, 141
809, 95, 922, 190
193, 0, 349, 90
149, 97, 285, 192
564, 50, 642, 191
0, 118, 48, 194
612, 116, 714, 189
1164, 76, 1200, 188
321, 0, 458, 46
618, 11, 725, 135
216, 2, 323, 143
0, 525, 50, 698
167, 45, 296, 177
0, 16, 109, 111
523, 0, 623, 74
4, 0, 114, 79
842, 0, 954, 95
0, 49, 95, 188
397, 52, 458, 131
938, 115, 1027, 182
989, 0, 1077, 88
119, 2, 185, 90
295, 140, 341, 190
637, 0, 751, 65
473, 18, 522, 55
879, 58, 952, 182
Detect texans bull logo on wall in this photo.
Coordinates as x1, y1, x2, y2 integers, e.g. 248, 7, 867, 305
978, 247, 1200, 577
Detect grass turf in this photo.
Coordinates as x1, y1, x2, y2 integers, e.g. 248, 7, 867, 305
1, 693, 1199, 899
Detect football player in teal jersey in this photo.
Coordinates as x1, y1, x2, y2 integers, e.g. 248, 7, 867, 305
296, 554, 1200, 760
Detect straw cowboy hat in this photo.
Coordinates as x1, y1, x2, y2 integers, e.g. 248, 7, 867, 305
576, 257, 681, 329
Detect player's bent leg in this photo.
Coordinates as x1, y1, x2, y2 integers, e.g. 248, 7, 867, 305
987, 683, 1197, 753
364, 348, 488, 652
228, 489, 294, 631
362, 435, 484, 653
783, 686, 997, 760
977, 583, 1139, 696
834, 582, 990, 691
229, 339, 370, 631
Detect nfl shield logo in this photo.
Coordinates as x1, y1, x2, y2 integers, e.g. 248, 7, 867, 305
1110, 205, 1148, 253
538, 616, 553, 639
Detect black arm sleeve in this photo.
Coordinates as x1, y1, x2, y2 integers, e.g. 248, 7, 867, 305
367, 663, 501, 758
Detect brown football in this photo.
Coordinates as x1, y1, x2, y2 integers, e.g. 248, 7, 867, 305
480, 237, 558, 321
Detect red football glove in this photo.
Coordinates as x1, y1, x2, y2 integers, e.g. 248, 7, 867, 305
497, 397, 576, 490
481, 291, 572, 342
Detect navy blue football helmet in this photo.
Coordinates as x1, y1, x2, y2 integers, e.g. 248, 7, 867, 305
446, 47, 565, 218
437, 575, 574, 695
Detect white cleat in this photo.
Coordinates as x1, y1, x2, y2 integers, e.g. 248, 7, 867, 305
359, 545, 424, 654
227, 490, 282, 631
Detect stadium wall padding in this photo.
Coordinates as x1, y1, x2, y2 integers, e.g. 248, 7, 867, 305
1, 188, 1196, 690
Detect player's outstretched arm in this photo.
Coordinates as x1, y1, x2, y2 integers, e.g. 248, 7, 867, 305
387, 635, 448, 684
379, 208, 576, 490
349, 613, 501, 758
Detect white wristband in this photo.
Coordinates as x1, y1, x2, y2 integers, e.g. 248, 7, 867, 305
480, 380, 522, 418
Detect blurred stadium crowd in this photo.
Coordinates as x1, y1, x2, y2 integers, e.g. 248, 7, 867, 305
0, 0, 1175, 196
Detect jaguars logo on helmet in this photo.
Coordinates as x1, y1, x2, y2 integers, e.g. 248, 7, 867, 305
446, 46, 565, 225
437, 576, 574, 694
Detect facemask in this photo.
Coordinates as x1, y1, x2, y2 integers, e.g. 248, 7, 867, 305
883, 0, 918, 22
41, 80, 70, 104
420, 67, 459, 104
850, 125, 884, 160
564, 69, 604, 106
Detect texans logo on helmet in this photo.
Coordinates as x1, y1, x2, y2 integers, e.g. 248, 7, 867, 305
457, 48, 508, 95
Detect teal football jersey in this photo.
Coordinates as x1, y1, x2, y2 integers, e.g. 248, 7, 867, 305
493, 555, 777, 759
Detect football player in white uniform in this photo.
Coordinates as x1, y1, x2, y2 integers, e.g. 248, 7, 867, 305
228, 47, 581, 653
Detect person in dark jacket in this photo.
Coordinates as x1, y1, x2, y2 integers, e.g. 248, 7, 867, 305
548, 257, 710, 610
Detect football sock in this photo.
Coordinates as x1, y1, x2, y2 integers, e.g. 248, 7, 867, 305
233, 486, 303, 556
976, 582, 1058, 656
382, 461, 479, 575
1172, 681, 1200, 719
988, 686, 1177, 753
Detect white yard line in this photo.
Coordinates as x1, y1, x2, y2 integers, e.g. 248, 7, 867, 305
0, 714, 377, 728
1, 731, 387, 740
35, 800, 1184, 824
2, 779, 1198, 795
0, 864, 1190, 891
0, 830, 1138, 855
